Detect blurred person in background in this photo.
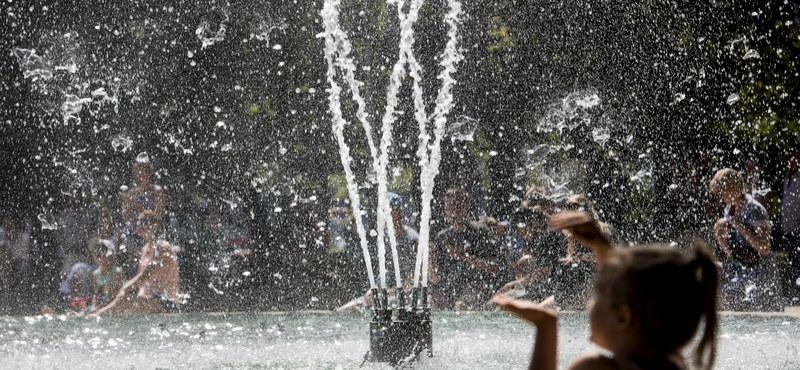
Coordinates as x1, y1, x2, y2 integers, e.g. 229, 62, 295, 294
711, 168, 782, 311
58, 190, 92, 277
120, 152, 165, 278
782, 150, 800, 305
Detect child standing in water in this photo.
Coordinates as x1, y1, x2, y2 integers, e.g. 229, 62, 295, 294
494, 212, 718, 370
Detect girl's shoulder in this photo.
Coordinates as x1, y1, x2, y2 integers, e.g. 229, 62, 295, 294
568, 353, 621, 370
570, 354, 687, 370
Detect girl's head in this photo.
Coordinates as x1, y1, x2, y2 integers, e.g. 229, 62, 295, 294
592, 244, 718, 370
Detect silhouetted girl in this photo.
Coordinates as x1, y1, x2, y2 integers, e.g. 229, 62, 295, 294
494, 211, 718, 370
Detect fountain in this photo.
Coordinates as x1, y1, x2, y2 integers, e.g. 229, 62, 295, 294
320, 0, 463, 363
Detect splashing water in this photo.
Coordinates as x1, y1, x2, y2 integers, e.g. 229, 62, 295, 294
12, 48, 53, 81
592, 127, 611, 146
37, 213, 58, 230
320, 0, 378, 289
136, 152, 150, 163
574, 93, 600, 109
727, 93, 740, 105
537, 90, 601, 134
406, 0, 462, 289
524, 91, 612, 202
743, 49, 760, 59
196, 7, 229, 49
447, 115, 480, 142
61, 95, 93, 125
252, 20, 286, 47
91, 86, 120, 113
111, 135, 133, 152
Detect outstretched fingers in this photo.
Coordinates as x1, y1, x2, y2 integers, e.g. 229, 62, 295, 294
492, 295, 557, 327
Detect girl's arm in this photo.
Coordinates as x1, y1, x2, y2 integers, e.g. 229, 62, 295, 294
493, 295, 558, 370
714, 219, 732, 256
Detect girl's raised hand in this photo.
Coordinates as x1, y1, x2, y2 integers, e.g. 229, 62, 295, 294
549, 211, 611, 264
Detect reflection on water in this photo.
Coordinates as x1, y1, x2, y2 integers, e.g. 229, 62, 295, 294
1, 312, 797, 370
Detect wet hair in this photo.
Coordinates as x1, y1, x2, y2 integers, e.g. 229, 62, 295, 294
595, 243, 718, 370
709, 168, 744, 195
90, 237, 116, 258
387, 192, 404, 209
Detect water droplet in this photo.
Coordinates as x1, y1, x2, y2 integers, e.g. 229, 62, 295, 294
591, 127, 610, 145
743, 49, 760, 59
447, 115, 479, 141
726, 93, 740, 105
111, 135, 133, 152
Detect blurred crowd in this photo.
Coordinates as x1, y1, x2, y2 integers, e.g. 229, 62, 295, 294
348, 149, 800, 312
1, 149, 799, 315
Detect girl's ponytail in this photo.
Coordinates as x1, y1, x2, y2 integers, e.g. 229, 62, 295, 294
691, 246, 719, 370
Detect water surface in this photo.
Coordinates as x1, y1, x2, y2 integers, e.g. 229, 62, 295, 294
1, 312, 797, 369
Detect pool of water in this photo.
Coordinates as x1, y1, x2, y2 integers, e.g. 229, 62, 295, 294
1, 312, 798, 369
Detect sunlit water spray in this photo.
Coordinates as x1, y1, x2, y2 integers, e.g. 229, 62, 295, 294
523, 90, 624, 202
320, 0, 462, 294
